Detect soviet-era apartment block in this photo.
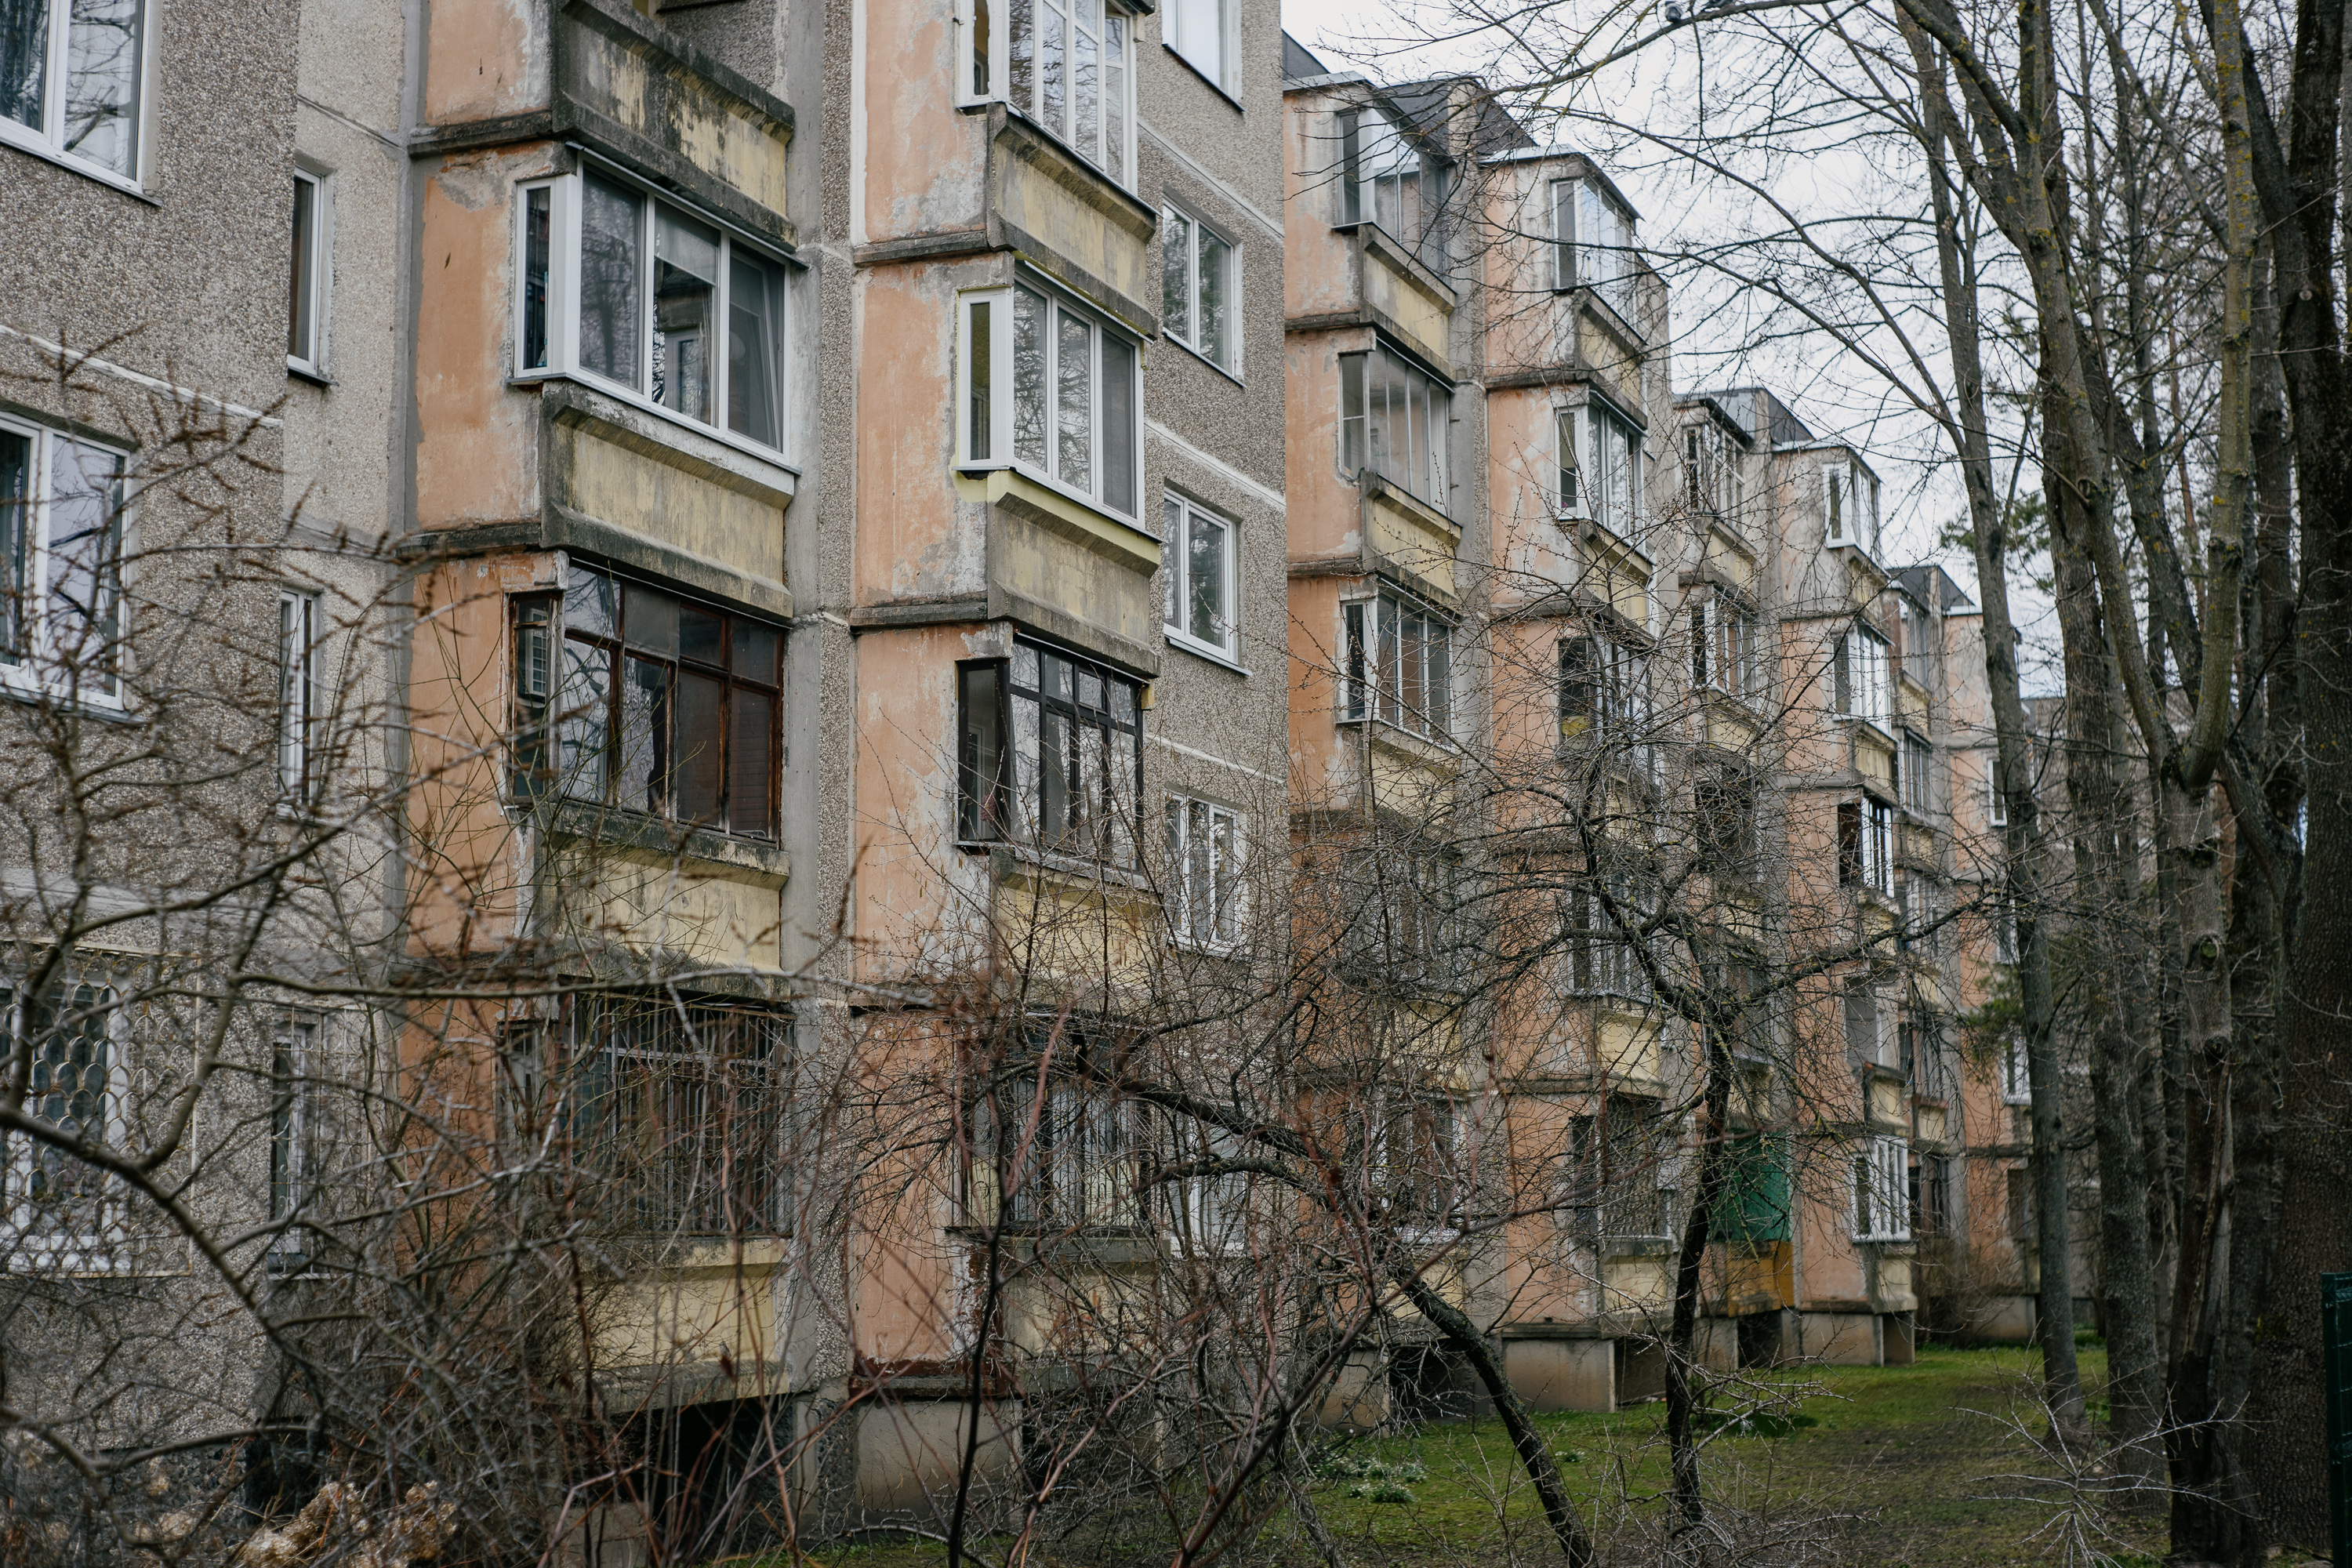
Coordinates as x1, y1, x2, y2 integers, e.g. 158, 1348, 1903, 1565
840, 0, 1291, 1529
0, 0, 405, 1529
394, 0, 823, 1553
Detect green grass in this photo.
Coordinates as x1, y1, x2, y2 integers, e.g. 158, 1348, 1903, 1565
773, 1344, 2167, 1568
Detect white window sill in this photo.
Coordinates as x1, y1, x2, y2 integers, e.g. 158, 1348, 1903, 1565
1163, 628, 1247, 674
511, 368, 799, 478
1336, 713, 1454, 752
1164, 331, 1244, 387
1169, 932, 1246, 958
0, 121, 151, 201
288, 358, 333, 388
959, 837, 1152, 891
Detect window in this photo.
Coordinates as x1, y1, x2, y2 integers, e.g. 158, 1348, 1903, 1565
1832, 626, 1890, 730
1852, 1134, 1910, 1241
1341, 845, 1457, 989
1982, 756, 2009, 827
1824, 459, 1881, 553
514, 169, 791, 453
1913, 1152, 1954, 1237
1557, 633, 1653, 774
1712, 1133, 1791, 1244
1165, 1117, 1252, 1254
1341, 588, 1451, 740
957, 282, 1140, 518
1693, 768, 1757, 877
555, 996, 786, 1236
2, 984, 122, 1269
0, 0, 145, 181
1570, 1099, 1672, 1240
1897, 1009, 1939, 1097
514, 568, 784, 839
2006, 1166, 2033, 1237
1377, 1094, 1460, 1227
1163, 493, 1236, 660
1548, 178, 1635, 321
1998, 1039, 2031, 1102
1896, 871, 1936, 955
268, 1019, 320, 1267
289, 170, 328, 375
1565, 874, 1655, 1002
957, 640, 1144, 866
1838, 797, 1894, 895
1580, 401, 1642, 535
960, 0, 1134, 184
1690, 596, 1757, 699
1163, 0, 1231, 93
1341, 105, 1446, 266
1992, 897, 2018, 966
1682, 422, 1740, 517
1901, 731, 1932, 815
1843, 985, 1886, 1069
278, 590, 319, 801
1899, 593, 1932, 687
0, 419, 125, 704
1554, 406, 1581, 516
969, 1067, 1138, 1230
1338, 346, 1449, 510
1165, 795, 1241, 949
1160, 207, 1236, 374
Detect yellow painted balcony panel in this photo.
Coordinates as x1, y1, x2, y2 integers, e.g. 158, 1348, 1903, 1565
551, 0, 795, 245
588, 1240, 788, 1384
969, 468, 1162, 674
989, 109, 1158, 333
1600, 1251, 1671, 1312
1358, 232, 1454, 372
1867, 1073, 1904, 1127
1363, 477, 1461, 604
990, 848, 1162, 1001
1599, 1013, 1661, 1088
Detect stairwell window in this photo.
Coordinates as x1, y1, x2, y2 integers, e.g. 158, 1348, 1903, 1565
513, 169, 791, 455
289, 169, 328, 376
1338, 346, 1449, 510
958, 0, 1135, 186
267, 1018, 321, 1270
958, 282, 1141, 519
0, 418, 126, 706
1852, 1134, 1910, 1241
957, 641, 1144, 866
1161, 207, 1237, 375
278, 590, 320, 801
512, 569, 784, 840
1341, 588, 1451, 741
1165, 795, 1242, 949
0, 0, 147, 183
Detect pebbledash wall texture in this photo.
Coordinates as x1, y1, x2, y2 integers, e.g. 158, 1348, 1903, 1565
0, 0, 2035, 1561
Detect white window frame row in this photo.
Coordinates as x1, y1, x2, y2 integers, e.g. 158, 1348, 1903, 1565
1341, 586, 1454, 742
0, 414, 129, 710
1555, 401, 1642, 537
1852, 1134, 1911, 1242
1163, 491, 1239, 664
1690, 595, 1758, 701
954, 0, 1138, 189
1161, 204, 1239, 378
511, 164, 795, 463
1161, 0, 1236, 94
0, 0, 153, 190
1683, 421, 1742, 518
278, 589, 321, 803
957, 278, 1144, 523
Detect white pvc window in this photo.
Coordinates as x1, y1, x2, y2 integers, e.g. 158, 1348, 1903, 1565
1690, 597, 1757, 700
1163, 0, 1232, 92
278, 590, 320, 800
1163, 492, 1236, 660
1853, 1134, 1910, 1242
289, 169, 329, 376
1165, 794, 1242, 949
959, 0, 1135, 187
1161, 207, 1236, 375
1838, 796, 1895, 895
1824, 459, 1882, 553
1341, 105, 1446, 267
1834, 626, 1891, 730
2001, 1036, 2031, 1103
1549, 177, 1635, 319
1584, 401, 1641, 536
514, 171, 791, 456
1341, 588, 1452, 741
957, 281, 1142, 519
1983, 756, 2009, 826
0, 0, 147, 183
1684, 422, 1740, 517
268, 1018, 321, 1272
0, 417, 126, 706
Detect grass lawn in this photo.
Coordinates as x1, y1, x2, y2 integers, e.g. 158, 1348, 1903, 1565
783, 1342, 2171, 1568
